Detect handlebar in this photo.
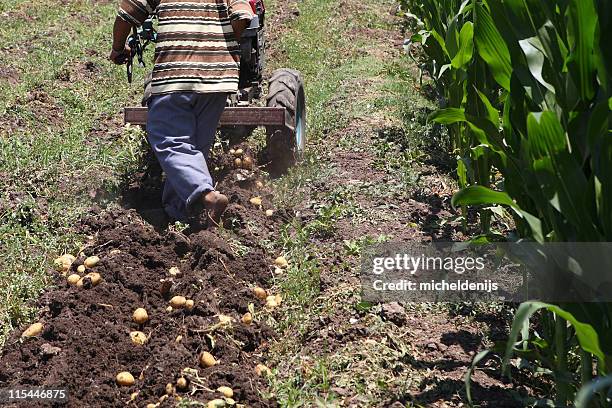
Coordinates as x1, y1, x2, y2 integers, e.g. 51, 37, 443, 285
125, 17, 157, 83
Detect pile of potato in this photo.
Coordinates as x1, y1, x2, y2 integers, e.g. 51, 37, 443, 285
55, 254, 103, 289
49, 243, 285, 407
230, 148, 254, 170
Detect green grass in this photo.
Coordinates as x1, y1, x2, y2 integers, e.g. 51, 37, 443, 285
0, 0, 148, 343
262, 0, 441, 405
0, 0, 441, 404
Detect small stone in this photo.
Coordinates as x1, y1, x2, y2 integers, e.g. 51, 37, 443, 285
40, 343, 61, 356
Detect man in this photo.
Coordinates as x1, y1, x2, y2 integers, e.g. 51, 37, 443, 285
109, 0, 254, 224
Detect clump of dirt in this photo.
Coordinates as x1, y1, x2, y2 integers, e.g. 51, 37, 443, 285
19, 89, 65, 129
0, 145, 282, 407
57, 60, 102, 82
0, 65, 20, 85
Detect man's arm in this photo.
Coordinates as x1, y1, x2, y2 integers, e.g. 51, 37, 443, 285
228, 0, 254, 41
109, 16, 133, 65
231, 19, 250, 41
109, 0, 158, 64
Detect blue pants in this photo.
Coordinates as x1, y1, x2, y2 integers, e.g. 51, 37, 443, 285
147, 92, 227, 221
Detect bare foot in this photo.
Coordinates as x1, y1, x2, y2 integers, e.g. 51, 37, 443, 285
203, 190, 229, 225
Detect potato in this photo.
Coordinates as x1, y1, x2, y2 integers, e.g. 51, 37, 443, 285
234, 148, 244, 156
169, 296, 187, 309
22, 322, 43, 337
84, 256, 100, 268
146, 404, 156, 408
168, 266, 181, 277
175, 335, 183, 343
241, 312, 253, 325
116, 371, 135, 386
255, 180, 264, 188
87, 272, 102, 286
61, 254, 76, 263
133, 308, 149, 324
129, 331, 148, 345
54, 256, 72, 272
176, 377, 188, 390
249, 196, 262, 206
242, 156, 253, 170
166, 306, 173, 312
217, 386, 233, 398
77, 265, 86, 274
199, 351, 217, 367
185, 299, 194, 310
274, 256, 288, 269
266, 296, 278, 309
76, 272, 101, 289
253, 287, 267, 300
265, 209, 274, 217
67, 274, 81, 285
234, 158, 242, 168
275, 294, 283, 305
229, 148, 236, 155
165, 383, 174, 395
207, 399, 226, 408
255, 364, 271, 377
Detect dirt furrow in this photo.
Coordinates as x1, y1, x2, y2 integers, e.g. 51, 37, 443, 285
0, 149, 283, 407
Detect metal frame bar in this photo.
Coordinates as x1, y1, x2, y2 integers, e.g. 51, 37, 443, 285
124, 106, 287, 128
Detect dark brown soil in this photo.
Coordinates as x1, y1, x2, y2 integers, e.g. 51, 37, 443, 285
0, 64, 20, 85
0, 145, 282, 408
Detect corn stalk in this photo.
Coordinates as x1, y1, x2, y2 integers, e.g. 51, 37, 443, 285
402, 0, 612, 404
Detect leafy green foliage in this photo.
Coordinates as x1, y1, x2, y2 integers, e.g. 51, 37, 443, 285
401, 0, 612, 404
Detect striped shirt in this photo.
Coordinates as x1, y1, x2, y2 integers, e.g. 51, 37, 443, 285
118, 0, 254, 95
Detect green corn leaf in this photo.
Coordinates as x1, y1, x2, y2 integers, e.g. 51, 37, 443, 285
452, 186, 544, 242
474, 2, 512, 90
452, 185, 516, 208
465, 350, 491, 407
430, 29, 449, 57
445, 16, 459, 59
567, 0, 597, 101
457, 156, 468, 188
475, 88, 499, 125
503, 302, 606, 376
526, 112, 566, 157
410, 33, 423, 43
519, 36, 555, 93
428, 107, 466, 124
451, 22, 474, 69
526, 112, 599, 239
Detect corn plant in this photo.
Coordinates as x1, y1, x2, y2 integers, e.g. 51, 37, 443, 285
403, 0, 612, 404
403, 0, 500, 231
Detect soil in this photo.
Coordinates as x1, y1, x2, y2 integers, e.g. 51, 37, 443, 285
0, 146, 283, 408
0, 64, 20, 85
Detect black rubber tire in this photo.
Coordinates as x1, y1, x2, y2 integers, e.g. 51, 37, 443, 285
265, 68, 306, 176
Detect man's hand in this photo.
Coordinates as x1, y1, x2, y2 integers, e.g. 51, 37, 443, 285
109, 45, 131, 65
231, 19, 249, 42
